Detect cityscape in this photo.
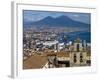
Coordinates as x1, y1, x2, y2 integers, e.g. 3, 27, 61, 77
23, 10, 91, 69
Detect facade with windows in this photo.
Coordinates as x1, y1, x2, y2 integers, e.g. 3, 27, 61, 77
70, 38, 91, 67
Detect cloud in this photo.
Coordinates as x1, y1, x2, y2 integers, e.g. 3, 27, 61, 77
73, 14, 80, 18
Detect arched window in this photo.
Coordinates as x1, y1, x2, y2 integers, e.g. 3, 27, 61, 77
77, 44, 79, 52
74, 54, 77, 63
80, 53, 83, 62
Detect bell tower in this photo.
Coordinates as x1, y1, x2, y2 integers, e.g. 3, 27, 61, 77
70, 38, 87, 67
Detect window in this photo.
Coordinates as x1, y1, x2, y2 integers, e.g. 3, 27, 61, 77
74, 54, 77, 63
80, 53, 83, 62
77, 44, 79, 52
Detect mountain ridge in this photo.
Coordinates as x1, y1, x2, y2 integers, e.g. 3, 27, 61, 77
24, 15, 90, 29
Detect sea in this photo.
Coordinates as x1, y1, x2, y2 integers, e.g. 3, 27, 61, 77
57, 31, 91, 43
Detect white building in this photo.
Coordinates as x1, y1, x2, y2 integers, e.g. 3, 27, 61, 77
43, 40, 58, 46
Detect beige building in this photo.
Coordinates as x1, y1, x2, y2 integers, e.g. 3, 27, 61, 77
69, 38, 91, 67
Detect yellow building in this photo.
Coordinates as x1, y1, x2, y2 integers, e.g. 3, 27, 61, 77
69, 38, 91, 67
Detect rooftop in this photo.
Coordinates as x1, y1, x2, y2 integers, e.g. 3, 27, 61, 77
23, 51, 70, 69
23, 53, 47, 69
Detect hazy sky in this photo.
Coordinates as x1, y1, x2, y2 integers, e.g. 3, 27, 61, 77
23, 10, 91, 24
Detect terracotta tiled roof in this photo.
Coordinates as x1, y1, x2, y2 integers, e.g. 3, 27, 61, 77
23, 54, 47, 69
